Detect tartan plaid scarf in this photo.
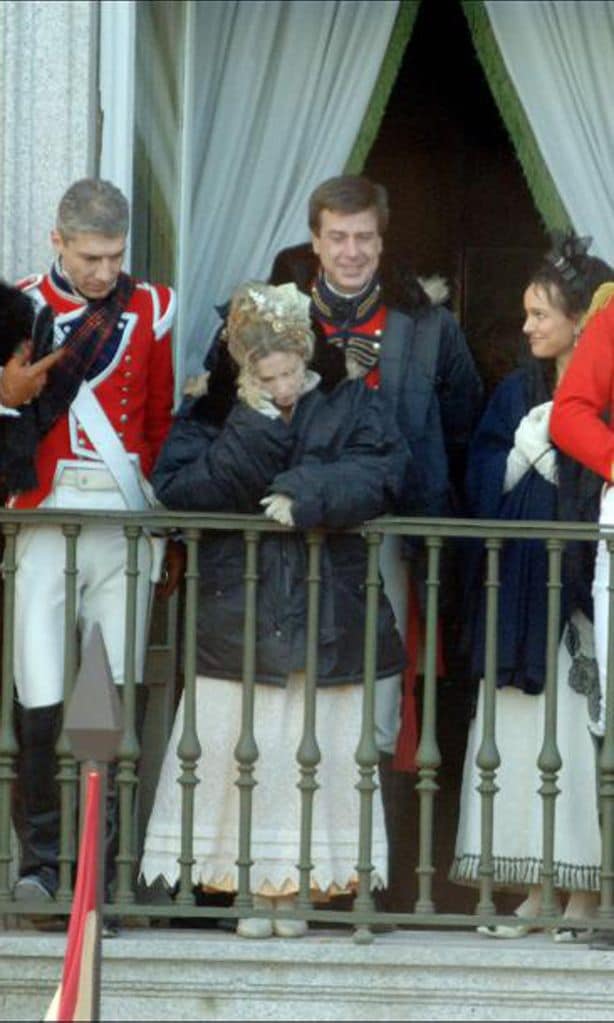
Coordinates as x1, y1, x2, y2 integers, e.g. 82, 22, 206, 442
36, 270, 136, 433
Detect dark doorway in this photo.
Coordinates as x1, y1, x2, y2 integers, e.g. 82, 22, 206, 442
364, 0, 550, 401
365, 0, 549, 917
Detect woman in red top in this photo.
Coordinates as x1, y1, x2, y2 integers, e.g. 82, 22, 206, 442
551, 259, 614, 737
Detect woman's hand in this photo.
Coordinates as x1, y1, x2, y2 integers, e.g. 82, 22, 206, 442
260, 493, 294, 526
237, 369, 280, 418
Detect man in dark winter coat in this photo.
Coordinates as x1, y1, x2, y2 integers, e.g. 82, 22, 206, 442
269, 176, 483, 765
270, 175, 483, 910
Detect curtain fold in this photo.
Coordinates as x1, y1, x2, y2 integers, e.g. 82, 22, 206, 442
176, 0, 399, 385
482, 0, 614, 265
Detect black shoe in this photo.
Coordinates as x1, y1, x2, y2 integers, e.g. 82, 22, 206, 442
13, 871, 55, 901
102, 916, 121, 938
31, 914, 67, 933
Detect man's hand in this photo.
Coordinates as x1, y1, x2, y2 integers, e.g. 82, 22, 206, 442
155, 538, 187, 599
0, 344, 64, 408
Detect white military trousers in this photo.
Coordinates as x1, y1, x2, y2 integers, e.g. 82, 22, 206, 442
593, 484, 614, 736
13, 468, 154, 709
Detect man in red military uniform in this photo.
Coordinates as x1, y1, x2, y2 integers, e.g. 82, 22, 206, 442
8, 178, 175, 919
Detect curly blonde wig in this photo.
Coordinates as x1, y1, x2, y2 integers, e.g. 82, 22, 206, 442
226, 281, 314, 373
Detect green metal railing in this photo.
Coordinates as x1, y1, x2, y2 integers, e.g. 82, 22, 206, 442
0, 508, 612, 940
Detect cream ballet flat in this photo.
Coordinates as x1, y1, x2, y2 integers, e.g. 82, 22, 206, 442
273, 895, 308, 938
236, 916, 273, 939
477, 922, 538, 939
273, 917, 308, 938
236, 894, 275, 938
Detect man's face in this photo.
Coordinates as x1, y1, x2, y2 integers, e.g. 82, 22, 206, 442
311, 208, 383, 295
51, 231, 126, 300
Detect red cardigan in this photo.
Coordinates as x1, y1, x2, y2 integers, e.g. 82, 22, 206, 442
550, 299, 614, 483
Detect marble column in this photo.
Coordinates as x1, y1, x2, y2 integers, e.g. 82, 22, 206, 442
0, 0, 99, 281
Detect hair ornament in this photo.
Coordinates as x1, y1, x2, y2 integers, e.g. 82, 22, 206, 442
546, 230, 592, 286
246, 282, 311, 334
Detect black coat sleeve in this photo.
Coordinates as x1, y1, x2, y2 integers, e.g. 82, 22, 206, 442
152, 402, 294, 512
271, 382, 412, 529
435, 308, 484, 504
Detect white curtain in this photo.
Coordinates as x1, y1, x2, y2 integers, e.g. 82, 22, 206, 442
175, 0, 399, 386
485, 0, 614, 266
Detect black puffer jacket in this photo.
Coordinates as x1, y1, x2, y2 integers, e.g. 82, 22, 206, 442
153, 377, 409, 685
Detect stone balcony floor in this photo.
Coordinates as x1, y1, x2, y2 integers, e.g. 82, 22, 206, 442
1, 924, 614, 1021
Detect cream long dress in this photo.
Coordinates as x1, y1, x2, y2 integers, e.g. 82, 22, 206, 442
450, 612, 602, 893
140, 671, 388, 897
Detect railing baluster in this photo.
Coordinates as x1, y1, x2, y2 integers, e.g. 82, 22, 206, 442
175, 528, 201, 905
56, 524, 80, 901
114, 525, 142, 904
415, 536, 442, 913
537, 539, 563, 919
234, 530, 259, 914
476, 538, 502, 916
0, 509, 606, 934
296, 531, 322, 910
353, 532, 381, 944
0, 525, 18, 897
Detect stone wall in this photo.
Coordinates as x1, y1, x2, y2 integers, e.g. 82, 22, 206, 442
0, 0, 99, 282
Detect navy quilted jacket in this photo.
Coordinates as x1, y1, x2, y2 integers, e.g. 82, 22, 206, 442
152, 377, 409, 685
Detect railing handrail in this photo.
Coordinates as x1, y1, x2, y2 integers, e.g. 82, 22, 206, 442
0, 507, 605, 542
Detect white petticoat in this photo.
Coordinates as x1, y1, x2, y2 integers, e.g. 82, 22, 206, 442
450, 625, 602, 892
140, 672, 387, 895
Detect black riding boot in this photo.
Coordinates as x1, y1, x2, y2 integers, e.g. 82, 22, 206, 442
13, 701, 63, 899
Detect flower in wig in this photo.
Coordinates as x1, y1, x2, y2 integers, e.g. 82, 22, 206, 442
227, 281, 314, 369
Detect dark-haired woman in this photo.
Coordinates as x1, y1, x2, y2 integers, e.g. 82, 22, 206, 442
450, 237, 614, 940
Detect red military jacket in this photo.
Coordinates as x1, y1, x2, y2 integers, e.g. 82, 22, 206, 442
551, 297, 614, 483
10, 267, 175, 508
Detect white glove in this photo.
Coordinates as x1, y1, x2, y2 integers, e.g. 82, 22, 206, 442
513, 401, 557, 481
503, 446, 530, 493
260, 493, 294, 526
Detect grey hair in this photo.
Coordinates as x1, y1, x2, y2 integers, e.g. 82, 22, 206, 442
56, 178, 129, 239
